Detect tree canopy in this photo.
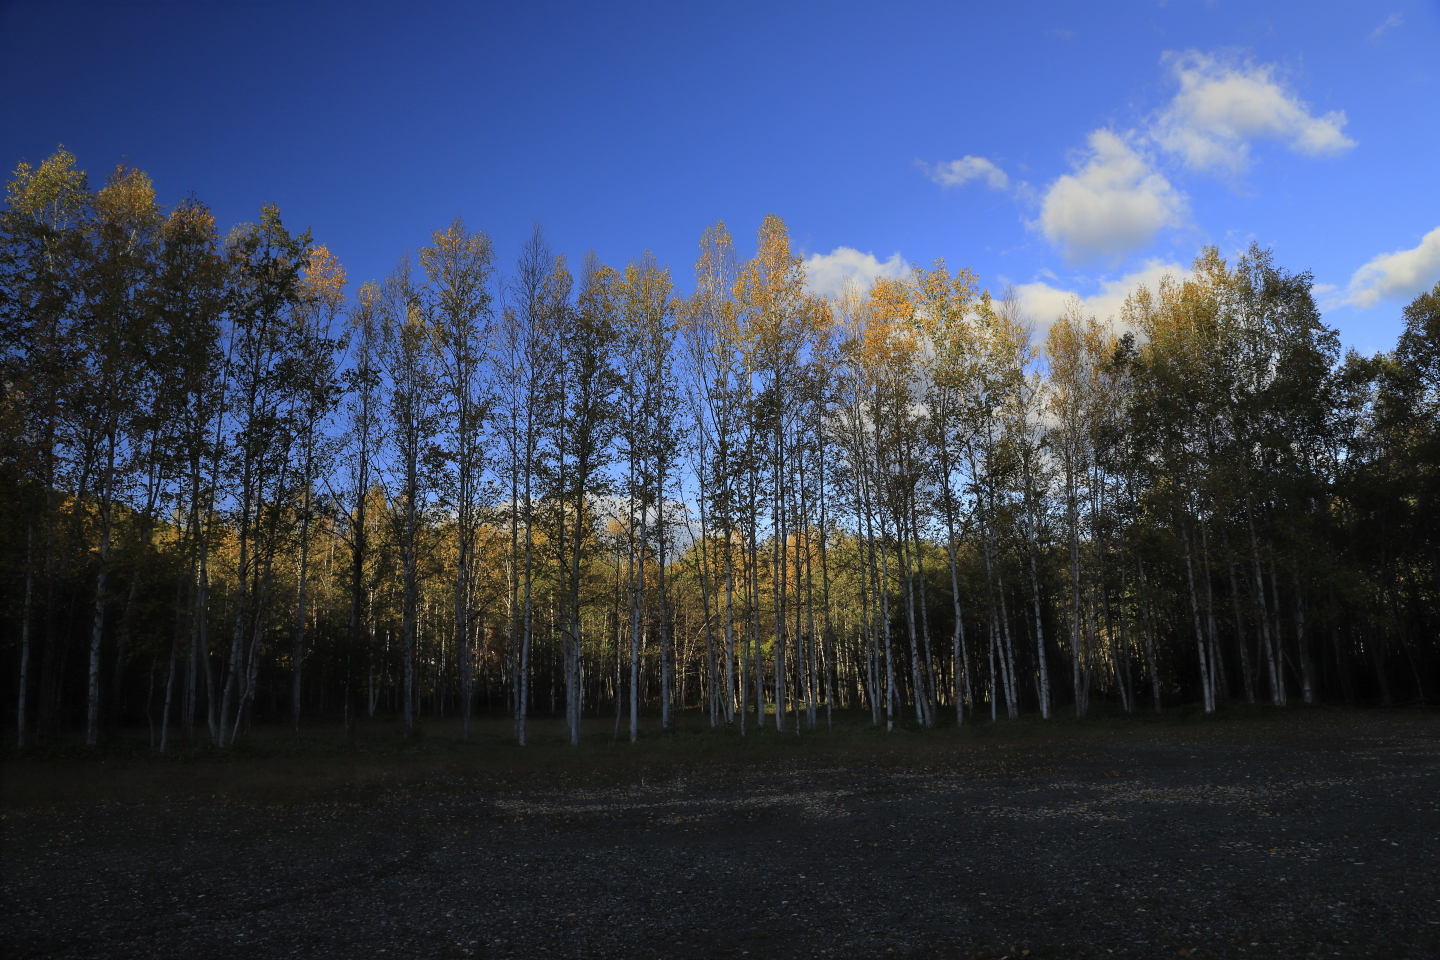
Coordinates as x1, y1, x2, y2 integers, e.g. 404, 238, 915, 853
3, 149, 1436, 749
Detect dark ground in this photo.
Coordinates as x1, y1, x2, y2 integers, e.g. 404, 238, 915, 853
2, 709, 1438, 960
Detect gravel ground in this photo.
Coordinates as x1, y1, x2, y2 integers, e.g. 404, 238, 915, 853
3, 717, 1439, 960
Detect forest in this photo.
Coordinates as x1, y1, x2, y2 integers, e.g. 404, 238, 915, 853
2, 148, 1437, 752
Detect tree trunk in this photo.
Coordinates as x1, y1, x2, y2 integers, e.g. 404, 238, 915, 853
1180, 519, 1215, 714
1137, 556, 1161, 713
86, 439, 117, 747
16, 524, 34, 749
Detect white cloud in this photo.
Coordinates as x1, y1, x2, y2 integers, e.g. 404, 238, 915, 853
1369, 13, 1403, 41
1345, 227, 1440, 308
803, 247, 909, 299
1035, 130, 1187, 264
1014, 259, 1189, 337
925, 156, 1010, 190
1152, 51, 1355, 173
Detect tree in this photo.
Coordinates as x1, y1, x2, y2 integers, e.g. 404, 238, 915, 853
79, 165, 165, 745
379, 257, 445, 738
734, 214, 820, 732
681, 222, 747, 727
552, 253, 621, 744
1, 148, 91, 747
913, 261, 983, 725
496, 225, 565, 745
615, 253, 679, 739
152, 198, 226, 751
289, 246, 345, 735
216, 205, 314, 745
425, 218, 495, 742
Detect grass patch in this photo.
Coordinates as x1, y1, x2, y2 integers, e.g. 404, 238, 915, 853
1, 703, 1427, 811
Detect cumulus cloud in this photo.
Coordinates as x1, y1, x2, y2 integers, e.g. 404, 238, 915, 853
1013, 259, 1189, 337
1035, 130, 1187, 264
803, 247, 909, 299
928, 50, 1352, 266
1345, 227, 1440, 308
925, 155, 1010, 190
1152, 51, 1355, 173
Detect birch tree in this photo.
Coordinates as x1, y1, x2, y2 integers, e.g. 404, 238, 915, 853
426, 219, 495, 742
216, 205, 312, 746
289, 246, 345, 735
615, 253, 679, 739
554, 253, 621, 744
497, 226, 565, 745
379, 258, 444, 738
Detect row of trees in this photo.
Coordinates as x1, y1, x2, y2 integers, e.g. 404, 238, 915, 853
2, 150, 1436, 748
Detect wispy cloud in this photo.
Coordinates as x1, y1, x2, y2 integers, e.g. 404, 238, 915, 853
922, 155, 1010, 191
803, 247, 909, 299
1033, 130, 1187, 264
1151, 51, 1355, 174
1345, 226, 1440, 308
1369, 13, 1403, 41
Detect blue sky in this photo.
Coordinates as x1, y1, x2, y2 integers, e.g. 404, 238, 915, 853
3, 0, 1437, 355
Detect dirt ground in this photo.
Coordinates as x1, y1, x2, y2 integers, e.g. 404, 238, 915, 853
2, 711, 1438, 960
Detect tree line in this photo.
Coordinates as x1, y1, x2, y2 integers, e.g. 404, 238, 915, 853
2, 149, 1436, 749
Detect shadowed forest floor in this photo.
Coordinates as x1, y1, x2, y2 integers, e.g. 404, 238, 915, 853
2, 708, 1438, 959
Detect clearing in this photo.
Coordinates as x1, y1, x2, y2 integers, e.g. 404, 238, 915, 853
2, 708, 1438, 959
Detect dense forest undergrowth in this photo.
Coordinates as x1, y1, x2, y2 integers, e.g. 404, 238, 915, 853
3, 149, 1437, 757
